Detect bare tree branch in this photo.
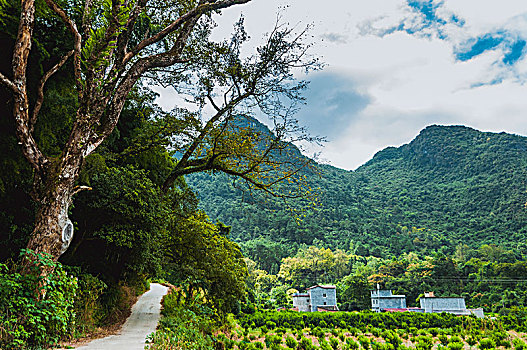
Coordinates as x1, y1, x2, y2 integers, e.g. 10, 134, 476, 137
43, 0, 83, 96
31, 50, 74, 133
123, 0, 251, 64
10, 0, 49, 174
0, 72, 17, 94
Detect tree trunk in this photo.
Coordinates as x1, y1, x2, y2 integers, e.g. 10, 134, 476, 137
25, 154, 82, 262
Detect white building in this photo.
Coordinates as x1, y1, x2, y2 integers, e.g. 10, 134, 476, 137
420, 291, 484, 318
292, 285, 338, 312
371, 289, 407, 312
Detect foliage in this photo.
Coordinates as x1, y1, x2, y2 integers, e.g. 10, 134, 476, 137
147, 290, 214, 350
68, 166, 166, 281
163, 210, 248, 317
0, 250, 77, 349
187, 125, 527, 260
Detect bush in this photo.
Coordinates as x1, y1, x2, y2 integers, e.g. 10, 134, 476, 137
467, 336, 478, 346
266, 320, 277, 329
513, 338, 527, 350
265, 334, 282, 347
330, 337, 340, 350
449, 336, 462, 344
358, 335, 370, 350
438, 334, 449, 345
72, 271, 107, 332
286, 335, 298, 349
447, 342, 464, 350
478, 338, 496, 350
0, 250, 78, 350
318, 339, 331, 350
148, 296, 214, 350
345, 338, 359, 350
299, 337, 314, 350
415, 336, 434, 350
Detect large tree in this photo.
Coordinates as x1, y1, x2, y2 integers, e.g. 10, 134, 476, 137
0, 0, 318, 263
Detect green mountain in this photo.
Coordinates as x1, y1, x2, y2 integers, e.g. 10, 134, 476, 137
186, 124, 527, 266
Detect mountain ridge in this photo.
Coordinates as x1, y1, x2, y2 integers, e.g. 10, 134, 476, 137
185, 122, 527, 268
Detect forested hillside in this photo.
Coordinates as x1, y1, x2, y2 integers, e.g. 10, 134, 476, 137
187, 123, 527, 266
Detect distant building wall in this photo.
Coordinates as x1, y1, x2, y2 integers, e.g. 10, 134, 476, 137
371, 290, 406, 312
308, 286, 337, 312
420, 297, 466, 313
292, 294, 310, 312
470, 308, 485, 318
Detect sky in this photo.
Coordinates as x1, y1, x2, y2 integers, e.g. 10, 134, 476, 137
154, 0, 527, 170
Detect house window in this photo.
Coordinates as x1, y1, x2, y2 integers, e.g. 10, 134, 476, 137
323, 293, 327, 298
324, 302, 327, 305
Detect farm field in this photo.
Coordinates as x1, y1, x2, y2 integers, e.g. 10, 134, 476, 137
216, 311, 527, 350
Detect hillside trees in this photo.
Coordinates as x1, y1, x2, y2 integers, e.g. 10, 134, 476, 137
0, 0, 319, 265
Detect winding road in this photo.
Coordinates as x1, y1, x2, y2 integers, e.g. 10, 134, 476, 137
75, 283, 169, 350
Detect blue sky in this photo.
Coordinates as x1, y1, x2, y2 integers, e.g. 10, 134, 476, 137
155, 0, 527, 170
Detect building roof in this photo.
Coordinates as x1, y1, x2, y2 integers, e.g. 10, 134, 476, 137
420, 297, 465, 300
292, 293, 309, 297
306, 284, 336, 290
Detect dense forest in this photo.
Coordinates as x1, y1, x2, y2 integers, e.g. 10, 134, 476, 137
187, 123, 527, 264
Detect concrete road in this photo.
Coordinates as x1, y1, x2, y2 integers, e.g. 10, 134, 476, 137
75, 283, 169, 350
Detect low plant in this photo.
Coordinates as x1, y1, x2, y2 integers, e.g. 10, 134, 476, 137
478, 338, 496, 350
513, 338, 527, 350
0, 250, 78, 350
286, 335, 298, 349
345, 338, 359, 350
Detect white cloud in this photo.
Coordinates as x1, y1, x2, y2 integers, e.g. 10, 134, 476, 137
154, 1, 527, 170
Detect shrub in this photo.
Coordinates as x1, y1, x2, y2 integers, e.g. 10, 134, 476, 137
346, 338, 359, 350
429, 328, 439, 337
265, 334, 282, 347
318, 339, 331, 350
266, 321, 277, 329
415, 336, 434, 350
330, 337, 340, 350
0, 250, 78, 350
381, 330, 401, 349
447, 342, 464, 350
409, 327, 419, 336
513, 338, 527, 350
349, 328, 359, 336
358, 335, 370, 350
467, 336, 478, 346
478, 338, 496, 350
151, 304, 214, 350
449, 336, 462, 344
285, 335, 298, 349
299, 337, 314, 350
438, 334, 449, 345
296, 330, 303, 340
